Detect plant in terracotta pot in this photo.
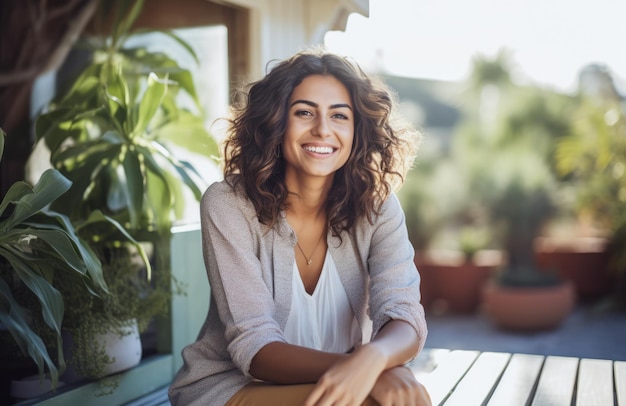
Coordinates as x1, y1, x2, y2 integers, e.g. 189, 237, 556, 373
479, 150, 576, 331
447, 51, 578, 330
424, 225, 501, 315
554, 84, 626, 305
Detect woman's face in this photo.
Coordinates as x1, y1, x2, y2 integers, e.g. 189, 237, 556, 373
282, 74, 354, 183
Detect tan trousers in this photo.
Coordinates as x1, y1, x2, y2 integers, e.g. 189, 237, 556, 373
226, 381, 380, 406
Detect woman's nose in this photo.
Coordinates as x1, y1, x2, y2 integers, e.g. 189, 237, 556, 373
313, 116, 331, 137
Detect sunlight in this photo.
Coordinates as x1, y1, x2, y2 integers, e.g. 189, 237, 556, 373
325, 0, 626, 94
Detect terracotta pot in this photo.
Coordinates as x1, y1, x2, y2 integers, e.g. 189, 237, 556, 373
416, 250, 502, 314
482, 280, 576, 331
535, 237, 613, 300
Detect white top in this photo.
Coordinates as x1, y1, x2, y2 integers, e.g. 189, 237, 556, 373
283, 251, 361, 353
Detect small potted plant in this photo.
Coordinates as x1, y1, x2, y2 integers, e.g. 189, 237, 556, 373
425, 225, 501, 314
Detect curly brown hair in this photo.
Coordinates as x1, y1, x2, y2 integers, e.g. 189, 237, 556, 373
223, 49, 420, 236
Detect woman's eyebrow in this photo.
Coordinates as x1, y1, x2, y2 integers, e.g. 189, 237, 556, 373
290, 99, 353, 110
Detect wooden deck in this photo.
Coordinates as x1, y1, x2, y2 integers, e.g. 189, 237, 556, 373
122, 348, 625, 405
409, 349, 625, 406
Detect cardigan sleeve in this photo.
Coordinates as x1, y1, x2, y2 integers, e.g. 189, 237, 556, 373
200, 181, 287, 377
366, 194, 428, 352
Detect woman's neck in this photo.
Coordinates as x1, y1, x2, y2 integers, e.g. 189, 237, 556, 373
284, 173, 332, 219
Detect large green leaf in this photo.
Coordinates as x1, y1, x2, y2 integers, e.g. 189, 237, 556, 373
173, 160, 203, 202
75, 210, 152, 281
121, 148, 144, 229
3, 170, 71, 231
103, 68, 131, 134
132, 73, 169, 138
36, 108, 80, 152
53, 140, 120, 177
136, 144, 173, 228
49, 213, 107, 292
0, 182, 31, 220
159, 169, 186, 221
28, 228, 87, 274
1, 246, 64, 334
23, 212, 107, 293
147, 140, 202, 201
57, 63, 103, 106
0, 278, 60, 387
155, 111, 219, 160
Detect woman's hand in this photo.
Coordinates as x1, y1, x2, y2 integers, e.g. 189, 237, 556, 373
370, 366, 432, 406
303, 345, 386, 406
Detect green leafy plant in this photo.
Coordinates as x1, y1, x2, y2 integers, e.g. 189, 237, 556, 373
451, 52, 574, 287
0, 130, 107, 388
556, 98, 626, 273
23, 0, 214, 390
35, 0, 218, 235
457, 225, 491, 261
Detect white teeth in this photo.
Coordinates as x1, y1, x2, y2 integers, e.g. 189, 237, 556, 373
303, 146, 334, 154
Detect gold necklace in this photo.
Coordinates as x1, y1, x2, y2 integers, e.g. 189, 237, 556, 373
296, 229, 325, 266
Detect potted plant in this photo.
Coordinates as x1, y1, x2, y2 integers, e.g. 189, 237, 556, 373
477, 148, 576, 331
554, 92, 625, 304
440, 52, 577, 330
28, 0, 216, 390
35, 0, 217, 236
422, 225, 502, 315
0, 130, 107, 395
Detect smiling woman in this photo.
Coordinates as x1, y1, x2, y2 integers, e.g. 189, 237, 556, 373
168, 49, 430, 406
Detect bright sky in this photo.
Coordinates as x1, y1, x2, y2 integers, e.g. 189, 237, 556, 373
324, 0, 626, 94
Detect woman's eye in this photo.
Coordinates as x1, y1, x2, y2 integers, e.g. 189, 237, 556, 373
295, 110, 313, 117
332, 113, 349, 120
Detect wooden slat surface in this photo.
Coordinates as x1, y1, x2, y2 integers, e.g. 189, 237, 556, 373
487, 353, 544, 406
531, 356, 579, 406
420, 350, 479, 405
443, 352, 510, 406
417, 349, 621, 406
616, 361, 626, 406
577, 358, 614, 406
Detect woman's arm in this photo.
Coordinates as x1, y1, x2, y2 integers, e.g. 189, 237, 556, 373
249, 342, 346, 383
249, 319, 418, 385
302, 320, 419, 406
366, 319, 421, 368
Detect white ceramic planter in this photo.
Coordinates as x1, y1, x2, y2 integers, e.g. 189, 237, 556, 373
99, 318, 142, 375
62, 318, 142, 383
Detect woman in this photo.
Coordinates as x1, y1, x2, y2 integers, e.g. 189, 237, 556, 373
169, 49, 430, 406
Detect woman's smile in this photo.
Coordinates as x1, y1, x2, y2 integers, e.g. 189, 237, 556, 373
302, 143, 337, 155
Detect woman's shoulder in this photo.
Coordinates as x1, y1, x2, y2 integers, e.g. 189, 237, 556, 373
364, 193, 404, 224
201, 177, 256, 217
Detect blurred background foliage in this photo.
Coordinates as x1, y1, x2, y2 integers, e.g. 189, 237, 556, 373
395, 51, 625, 281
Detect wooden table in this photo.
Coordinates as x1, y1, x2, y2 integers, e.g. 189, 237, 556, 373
409, 349, 626, 405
